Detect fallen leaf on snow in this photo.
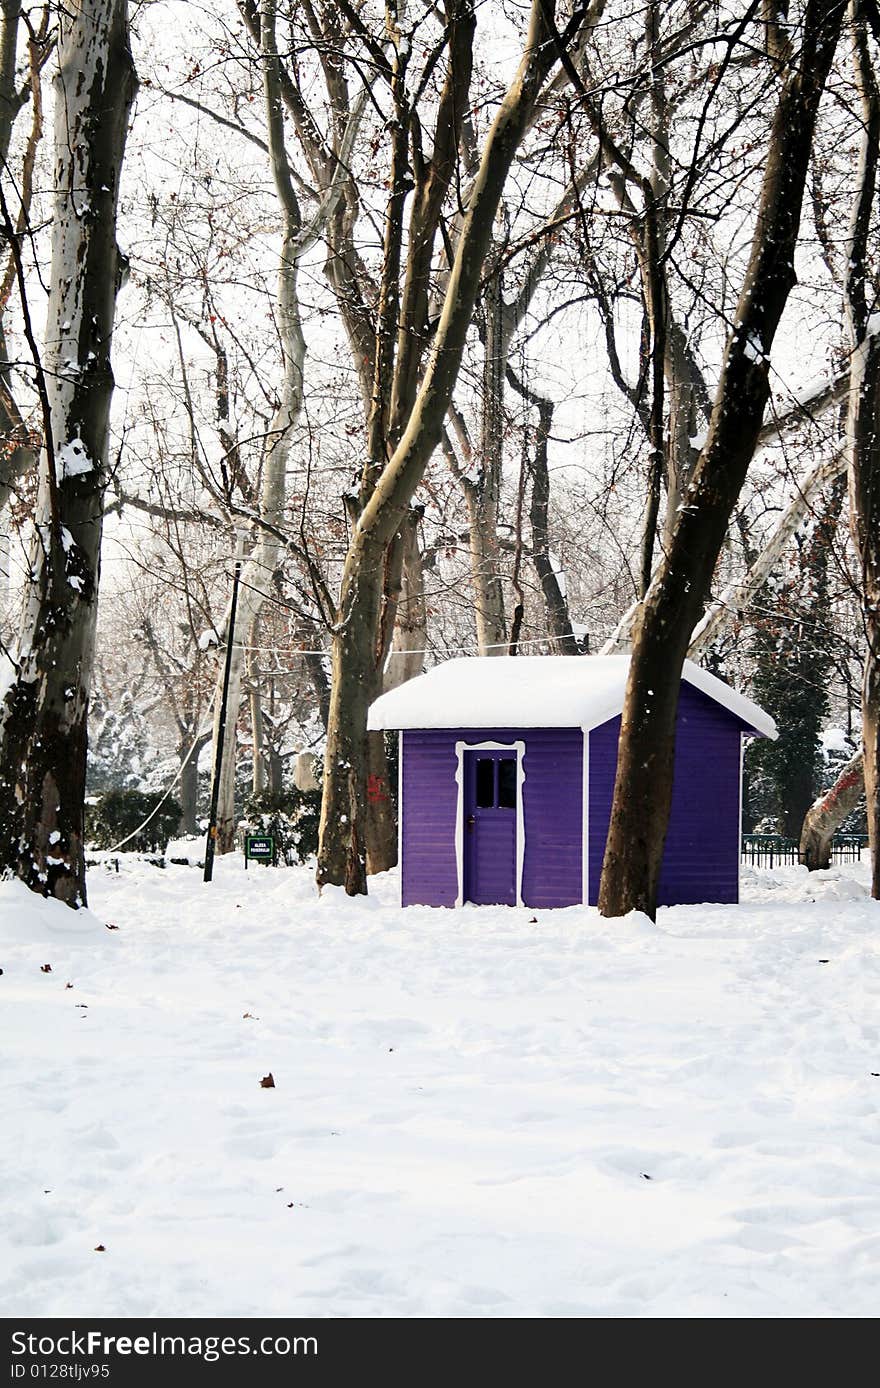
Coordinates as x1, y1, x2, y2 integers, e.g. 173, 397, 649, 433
260, 1073, 275, 1088
40, 964, 52, 973
94, 1245, 106, 1252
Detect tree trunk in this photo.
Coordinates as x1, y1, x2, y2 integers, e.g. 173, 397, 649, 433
0, 0, 136, 906
248, 621, 266, 796
515, 375, 580, 652
597, 0, 845, 920
363, 510, 428, 874
862, 653, 880, 898
472, 267, 507, 653
799, 751, 865, 870
0, 3, 39, 511
677, 453, 858, 863
250, 681, 266, 796
444, 411, 509, 655
364, 732, 396, 872
178, 736, 207, 836
844, 0, 880, 897
267, 746, 284, 798
384, 508, 427, 691
300, 631, 331, 731
663, 320, 705, 548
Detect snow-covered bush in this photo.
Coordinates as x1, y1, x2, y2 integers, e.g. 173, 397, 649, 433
85, 789, 182, 854
239, 787, 322, 864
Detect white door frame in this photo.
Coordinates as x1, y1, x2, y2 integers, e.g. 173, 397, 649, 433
453, 740, 525, 906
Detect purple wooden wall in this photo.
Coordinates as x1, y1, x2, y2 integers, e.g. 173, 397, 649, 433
587, 682, 746, 906
400, 685, 751, 909
400, 728, 583, 908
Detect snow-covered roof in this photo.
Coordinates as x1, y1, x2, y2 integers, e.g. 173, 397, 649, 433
367, 655, 777, 739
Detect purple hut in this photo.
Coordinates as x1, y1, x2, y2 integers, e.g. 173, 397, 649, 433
367, 655, 777, 909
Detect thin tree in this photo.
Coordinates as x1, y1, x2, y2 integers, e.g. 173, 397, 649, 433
206, 0, 366, 853
597, 0, 846, 920
843, 0, 880, 895
0, 0, 137, 905
0, 2, 53, 513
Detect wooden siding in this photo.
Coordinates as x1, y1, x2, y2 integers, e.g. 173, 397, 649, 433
401, 728, 583, 908
400, 730, 460, 907
520, 729, 583, 908
587, 682, 745, 906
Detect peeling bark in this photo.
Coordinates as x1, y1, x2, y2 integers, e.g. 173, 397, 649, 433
799, 751, 865, 870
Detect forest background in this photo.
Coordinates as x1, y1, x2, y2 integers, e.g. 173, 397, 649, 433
0, 0, 874, 915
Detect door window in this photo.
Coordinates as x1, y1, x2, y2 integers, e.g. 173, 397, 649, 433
474, 756, 516, 809
475, 758, 495, 808
497, 759, 516, 808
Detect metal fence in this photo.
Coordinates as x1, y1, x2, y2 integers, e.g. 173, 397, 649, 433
741, 834, 869, 868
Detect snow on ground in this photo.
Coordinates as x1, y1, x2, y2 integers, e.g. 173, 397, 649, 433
2, 858, 880, 1319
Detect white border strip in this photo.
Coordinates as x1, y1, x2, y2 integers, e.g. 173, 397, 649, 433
454, 740, 525, 906
398, 730, 403, 907
738, 732, 747, 905
581, 728, 590, 905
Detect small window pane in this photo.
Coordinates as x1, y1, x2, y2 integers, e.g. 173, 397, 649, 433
475, 758, 495, 808
498, 759, 516, 808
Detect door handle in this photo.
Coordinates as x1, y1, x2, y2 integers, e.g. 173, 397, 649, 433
466, 815, 475, 830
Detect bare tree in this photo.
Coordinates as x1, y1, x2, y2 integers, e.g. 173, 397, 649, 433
843, 0, 880, 895
0, 0, 137, 904
597, 0, 846, 921
0, 2, 53, 513
316, 0, 599, 893
206, 0, 366, 853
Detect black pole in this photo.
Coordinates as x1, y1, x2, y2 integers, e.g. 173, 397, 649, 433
204, 548, 243, 883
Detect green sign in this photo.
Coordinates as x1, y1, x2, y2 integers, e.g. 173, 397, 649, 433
245, 834, 275, 864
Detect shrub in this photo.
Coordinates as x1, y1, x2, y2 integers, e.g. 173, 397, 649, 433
240, 785, 322, 864
85, 788, 182, 854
